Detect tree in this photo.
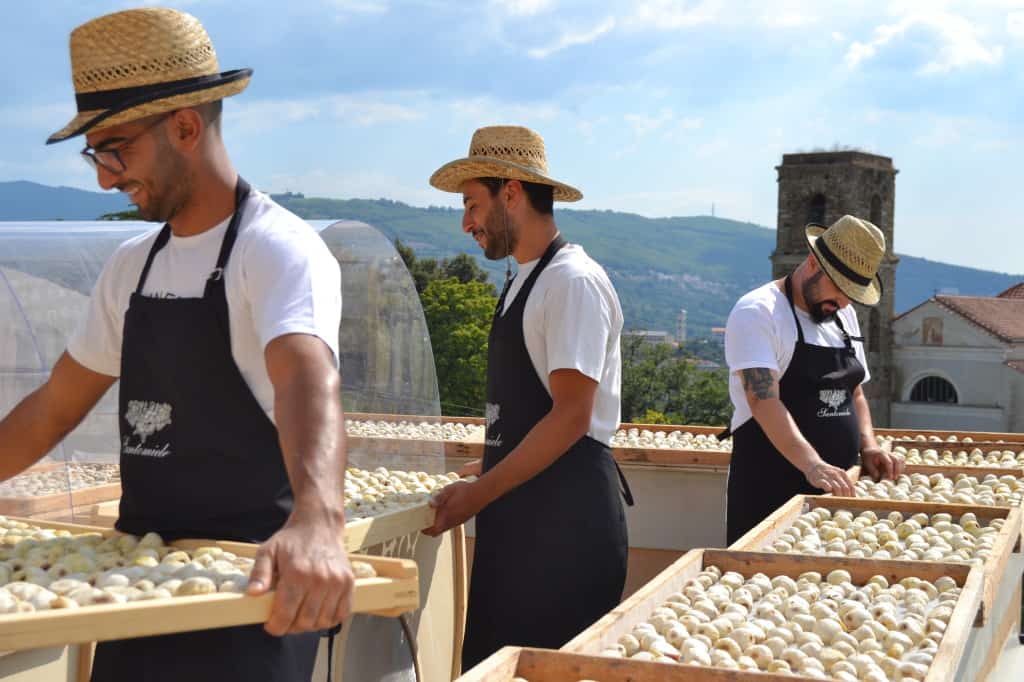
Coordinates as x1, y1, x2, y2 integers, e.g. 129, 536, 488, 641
620, 336, 732, 426
395, 238, 495, 295
420, 278, 496, 416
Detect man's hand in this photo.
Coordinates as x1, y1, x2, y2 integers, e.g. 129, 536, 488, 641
862, 446, 904, 482
247, 518, 354, 636
804, 461, 856, 497
423, 479, 491, 537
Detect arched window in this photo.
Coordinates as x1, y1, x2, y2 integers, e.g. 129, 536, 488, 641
909, 376, 958, 403
807, 194, 827, 225
870, 195, 882, 226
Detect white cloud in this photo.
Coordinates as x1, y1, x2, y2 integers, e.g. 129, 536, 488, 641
624, 108, 675, 136
625, 0, 720, 30
1009, 12, 1024, 38
449, 96, 563, 125
845, 9, 1004, 74
526, 17, 616, 59
227, 93, 423, 134
492, 0, 555, 16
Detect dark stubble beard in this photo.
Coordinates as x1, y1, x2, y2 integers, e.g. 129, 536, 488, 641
802, 270, 839, 324
481, 200, 517, 261
136, 131, 192, 223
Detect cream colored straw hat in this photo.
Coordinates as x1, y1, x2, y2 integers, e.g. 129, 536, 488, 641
806, 215, 885, 306
47, 8, 251, 144
430, 126, 582, 202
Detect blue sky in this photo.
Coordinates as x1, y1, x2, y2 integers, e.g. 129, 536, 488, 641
3, 0, 1023, 273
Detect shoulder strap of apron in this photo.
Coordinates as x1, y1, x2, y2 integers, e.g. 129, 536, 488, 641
134, 178, 252, 294
494, 234, 568, 316
203, 177, 252, 297
831, 310, 865, 348
783, 275, 806, 345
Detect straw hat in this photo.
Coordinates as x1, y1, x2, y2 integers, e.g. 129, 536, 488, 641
47, 8, 251, 144
806, 215, 885, 306
430, 126, 582, 202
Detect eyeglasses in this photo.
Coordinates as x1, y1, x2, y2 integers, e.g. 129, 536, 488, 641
80, 113, 172, 175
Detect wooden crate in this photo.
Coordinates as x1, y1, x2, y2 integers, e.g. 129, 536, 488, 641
563, 548, 982, 682
851, 463, 1024, 484
0, 516, 419, 651
877, 428, 1024, 444
89, 498, 436, 553
0, 462, 122, 517
729, 494, 1020, 625
458, 646, 829, 682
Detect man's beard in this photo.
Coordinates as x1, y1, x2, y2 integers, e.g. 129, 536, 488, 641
802, 272, 839, 323
481, 203, 516, 260
135, 137, 190, 223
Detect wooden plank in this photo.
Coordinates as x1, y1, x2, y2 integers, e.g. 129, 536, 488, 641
75, 643, 93, 682
731, 495, 1020, 625
0, 462, 122, 517
88, 499, 437, 553
877, 428, 1024, 444
565, 548, 982, 682
451, 523, 469, 682
902, 464, 1024, 479
0, 517, 420, 650
459, 646, 827, 682
727, 494, 804, 551
612, 447, 730, 467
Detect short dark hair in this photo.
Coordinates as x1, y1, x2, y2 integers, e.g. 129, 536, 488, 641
479, 177, 554, 216
194, 100, 223, 131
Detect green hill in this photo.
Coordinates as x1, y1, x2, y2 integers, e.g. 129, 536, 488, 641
271, 195, 1023, 335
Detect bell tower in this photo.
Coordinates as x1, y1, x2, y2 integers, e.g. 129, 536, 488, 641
772, 151, 899, 427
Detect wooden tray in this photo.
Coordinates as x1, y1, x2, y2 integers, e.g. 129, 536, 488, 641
0, 517, 419, 651
877, 428, 1024, 444
563, 548, 982, 682
458, 646, 835, 682
851, 463, 1024, 483
89, 499, 437, 553
729, 494, 1020, 625
0, 462, 122, 517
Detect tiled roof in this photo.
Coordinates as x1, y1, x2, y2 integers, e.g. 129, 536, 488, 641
997, 282, 1024, 299
935, 295, 1024, 343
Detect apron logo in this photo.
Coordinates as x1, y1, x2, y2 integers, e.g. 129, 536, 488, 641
817, 389, 851, 418
484, 402, 503, 448
123, 400, 173, 458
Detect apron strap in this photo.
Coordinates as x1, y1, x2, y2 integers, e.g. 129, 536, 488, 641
783, 275, 806, 344
323, 624, 341, 682
135, 224, 172, 293
831, 311, 864, 348
716, 426, 731, 441
204, 177, 252, 298
613, 459, 635, 507
494, 234, 567, 318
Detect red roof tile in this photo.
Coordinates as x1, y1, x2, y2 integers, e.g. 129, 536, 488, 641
935, 295, 1024, 343
997, 282, 1024, 299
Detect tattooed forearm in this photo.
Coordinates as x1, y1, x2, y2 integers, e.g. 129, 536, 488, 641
741, 368, 777, 401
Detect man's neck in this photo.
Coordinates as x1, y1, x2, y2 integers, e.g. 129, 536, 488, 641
512, 216, 559, 264
168, 158, 239, 238
777, 267, 810, 314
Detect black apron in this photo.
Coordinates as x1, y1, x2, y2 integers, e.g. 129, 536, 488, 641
91, 179, 320, 682
725, 275, 864, 545
461, 236, 632, 671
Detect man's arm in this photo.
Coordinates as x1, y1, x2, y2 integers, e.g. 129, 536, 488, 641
740, 367, 855, 496
853, 384, 903, 481
0, 352, 115, 480
424, 368, 595, 536
247, 333, 353, 636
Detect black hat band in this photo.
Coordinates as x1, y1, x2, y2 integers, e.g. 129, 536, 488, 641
815, 236, 873, 287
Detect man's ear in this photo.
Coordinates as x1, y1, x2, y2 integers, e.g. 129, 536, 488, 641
167, 108, 204, 152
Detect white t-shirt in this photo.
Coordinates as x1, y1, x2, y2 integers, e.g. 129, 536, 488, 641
725, 281, 869, 431
68, 190, 342, 424
499, 243, 623, 446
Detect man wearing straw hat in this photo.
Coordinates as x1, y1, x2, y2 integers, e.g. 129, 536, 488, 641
424, 126, 634, 669
723, 215, 904, 544
0, 8, 353, 680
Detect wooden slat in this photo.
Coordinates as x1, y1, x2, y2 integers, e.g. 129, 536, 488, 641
0, 517, 419, 650
0, 462, 122, 517
89, 499, 437, 552
564, 548, 982, 682
877, 428, 1024, 444
727, 494, 804, 551
451, 523, 469, 682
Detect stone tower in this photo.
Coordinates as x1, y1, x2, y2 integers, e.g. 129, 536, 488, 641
771, 151, 899, 427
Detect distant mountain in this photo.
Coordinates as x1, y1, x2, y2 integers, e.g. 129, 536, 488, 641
1, 182, 1019, 335
0, 181, 130, 220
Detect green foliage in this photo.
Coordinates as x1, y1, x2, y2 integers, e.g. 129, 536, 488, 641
99, 208, 142, 221
420, 278, 496, 416
396, 238, 494, 296
621, 337, 732, 426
